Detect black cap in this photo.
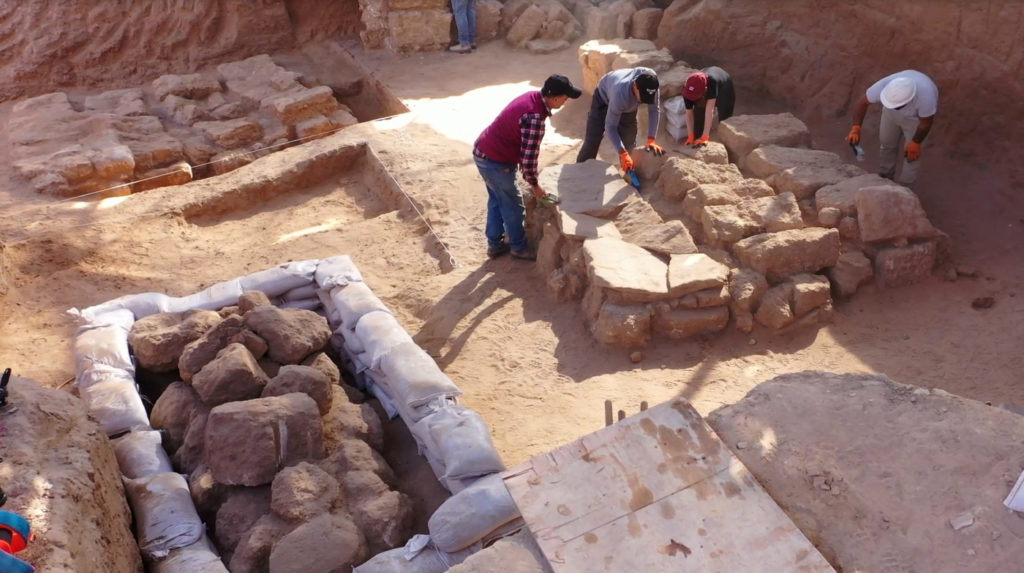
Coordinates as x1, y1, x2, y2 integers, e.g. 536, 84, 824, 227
542, 74, 582, 99
635, 71, 659, 104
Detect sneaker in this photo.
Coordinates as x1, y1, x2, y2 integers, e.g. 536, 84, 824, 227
471, 43, 477, 50
510, 248, 536, 261
487, 243, 510, 259
448, 44, 472, 54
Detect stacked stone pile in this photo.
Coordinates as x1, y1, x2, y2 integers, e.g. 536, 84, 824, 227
9, 54, 358, 198
525, 40, 948, 347
71, 256, 523, 571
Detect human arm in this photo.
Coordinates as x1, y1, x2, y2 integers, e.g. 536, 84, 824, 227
518, 112, 548, 197
905, 115, 935, 161
700, 98, 716, 139
684, 108, 695, 145
847, 95, 870, 143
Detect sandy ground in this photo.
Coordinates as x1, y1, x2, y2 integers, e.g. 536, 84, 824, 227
0, 38, 1023, 568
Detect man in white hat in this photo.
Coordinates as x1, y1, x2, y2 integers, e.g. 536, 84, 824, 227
847, 69, 938, 184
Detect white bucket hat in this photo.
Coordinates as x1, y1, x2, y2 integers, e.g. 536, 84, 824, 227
880, 77, 916, 109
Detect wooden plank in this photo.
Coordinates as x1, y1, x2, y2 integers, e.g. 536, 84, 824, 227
503, 398, 835, 572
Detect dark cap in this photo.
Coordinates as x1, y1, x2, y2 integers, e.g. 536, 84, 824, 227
683, 72, 707, 101
635, 71, 659, 104
542, 74, 582, 99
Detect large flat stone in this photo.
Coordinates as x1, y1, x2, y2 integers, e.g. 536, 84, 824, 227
814, 173, 893, 217
718, 113, 812, 167
682, 179, 775, 221
657, 156, 743, 201
539, 160, 634, 218
583, 237, 668, 300
667, 253, 730, 297
733, 228, 841, 282
855, 185, 937, 243
701, 192, 803, 246
745, 145, 865, 199
559, 211, 621, 240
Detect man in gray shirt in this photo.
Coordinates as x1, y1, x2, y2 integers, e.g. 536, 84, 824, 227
576, 67, 665, 173
847, 69, 938, 185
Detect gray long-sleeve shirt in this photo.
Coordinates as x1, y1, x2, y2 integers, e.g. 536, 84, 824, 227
595, 67, 661, 153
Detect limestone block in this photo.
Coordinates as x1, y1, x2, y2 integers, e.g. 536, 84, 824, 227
657, 156, 743, 201
192, 343, 269, 407
838, 216, 860, 242
701, 192, 803, 246
657, 62, 698, 100
547, 267, 586, 302
195, 118, 263, 148
814, 173, 892, 217
271, 462, 341, 523
745, 145, 866, 200
262, 85, 339, 125
755, 283, 794, 329
611, 49, 675, 73
728, 267, 768, 314
538, 160, 634, 218
134, 161, 193, 192
631, 8, 663, 39
577, 38, 657, 93
477, 0, 503, 41
593, 303, 652, 347
584, 6, 619, 40
153, 73, 222, 101
733, 227, 841, 282
718, 113, 811, 167
204, 393, 325, 486
790, 273, 831, 317
818, 206, 842, 227
682, 179, 775, 221
671, 141, 729, 164
626, 220, 698, 256
387, 9, 453, 52
268, 513, 367, 573
652, 306, 729, 339
855, 185, 937, 243
359, 0, 389, 48
583, 237, 669, 303
506, 4, 545, 47
667, 253, 730, 297
695, 285, 730, 308
501, 0, 533, 31
607, 0, 636, 37
874, 241, 937, 288
559, 211, 621, 240
83, 88, 148, 116
828, 251, 873, 298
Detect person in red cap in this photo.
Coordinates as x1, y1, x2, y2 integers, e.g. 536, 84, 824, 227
576, 67, 666, 173
681, 66, 735, 146
473, 74, 582, 260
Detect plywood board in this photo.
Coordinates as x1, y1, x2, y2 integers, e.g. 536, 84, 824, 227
503, 398, 835, 572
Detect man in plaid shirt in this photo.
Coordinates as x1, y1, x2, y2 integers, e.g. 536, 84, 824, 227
473, 74, 582, 260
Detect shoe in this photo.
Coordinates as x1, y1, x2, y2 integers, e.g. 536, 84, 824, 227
471, 43, 477, 50
510, 249, 536, 261
487, 243, 510, 259
448, 44, 472, 54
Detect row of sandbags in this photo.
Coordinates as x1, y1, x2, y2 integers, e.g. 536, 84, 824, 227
69, 261, 324, 570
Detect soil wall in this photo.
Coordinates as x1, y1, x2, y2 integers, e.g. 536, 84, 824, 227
657, 0, 1024, 143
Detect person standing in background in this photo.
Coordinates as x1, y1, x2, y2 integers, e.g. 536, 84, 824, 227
681, 66, 735, 146
449, 0, 476, 54
847, 69, 938, 185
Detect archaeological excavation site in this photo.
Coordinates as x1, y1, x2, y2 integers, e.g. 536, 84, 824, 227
0, 1, 1023, 572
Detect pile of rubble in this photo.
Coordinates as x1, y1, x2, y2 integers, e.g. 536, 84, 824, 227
525, 40, 948, 347
10, 54, 358, 198
71, 256, 528, 571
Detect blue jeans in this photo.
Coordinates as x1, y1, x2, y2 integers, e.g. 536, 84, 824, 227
451, 0, 476, 46
475, 157, 527, 251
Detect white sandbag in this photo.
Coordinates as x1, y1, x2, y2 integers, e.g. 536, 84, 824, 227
424, 405, 504, 481
318, 288, 342, 326
239, 259, 318, 296
87, 308, 136, 329
279, 297, 321, 311
330, 325, 366, 357
353, 535, 479, 573
333, 282, 392, 328
281, 283, 318, 302
366, 379, 400, 420
70, 292, 172, 322
354, 311, 414, 369
79, 370, 151, 436
76, 362, 131, 390
152, 534, 228, 573
427, 473, 521, 553
315, 255, 363, 289
408, 408, 448, 482
73, 322, 134, 374
666, 121, 688, 142
378, 342, 462, 409
111, 430, 174, 479
166, 278, 244, 313
664, 95, 687, 116
124, 472, 204, 561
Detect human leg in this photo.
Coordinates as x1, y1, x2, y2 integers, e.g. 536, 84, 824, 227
617, 111, 638, 151
877, 106, 902, 180
467, 0, 476, 45
450, 0, 471, 47
475, 157, 527, 251
715, 73, 736, 121
576, 95, 608, 162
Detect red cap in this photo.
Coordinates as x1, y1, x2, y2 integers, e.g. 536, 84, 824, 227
683, 72, 707, 101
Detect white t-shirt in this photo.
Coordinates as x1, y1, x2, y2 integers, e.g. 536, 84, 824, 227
865, 70, 939, 119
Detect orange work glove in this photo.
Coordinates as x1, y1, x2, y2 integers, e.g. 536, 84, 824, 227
846, 125, 861, 145
618, 150, 634, 171
684, 134, 694, 146
905, 140, 921, 162
693, 135, 710, 146
644, 137, 665, 156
